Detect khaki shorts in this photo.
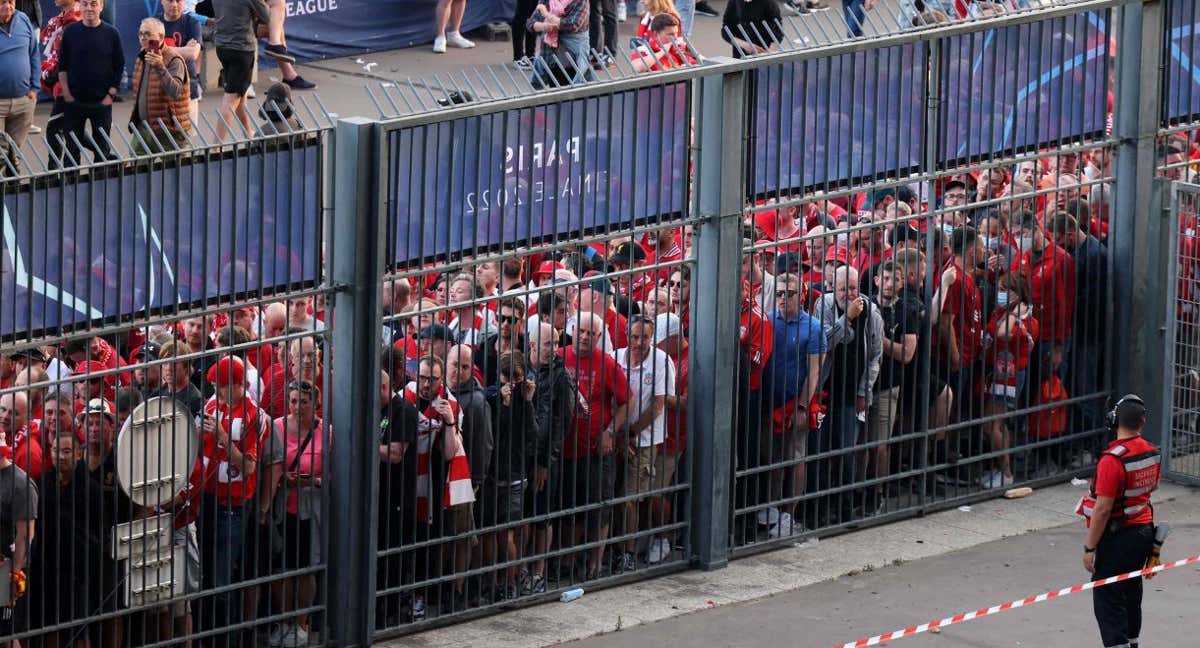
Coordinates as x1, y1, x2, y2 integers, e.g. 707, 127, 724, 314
624, 444, 659, 495
446, 502, 479, 547
653, 450, 679, 487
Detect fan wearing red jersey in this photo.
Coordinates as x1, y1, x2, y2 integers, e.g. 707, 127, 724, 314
630, 14, 696, 73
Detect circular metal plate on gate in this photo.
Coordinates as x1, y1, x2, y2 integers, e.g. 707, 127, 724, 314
115, 397, 199, 509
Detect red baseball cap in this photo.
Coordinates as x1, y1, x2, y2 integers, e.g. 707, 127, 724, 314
534, 260, 563, 277
824, 245, 851, 266
206, 356, 246, 386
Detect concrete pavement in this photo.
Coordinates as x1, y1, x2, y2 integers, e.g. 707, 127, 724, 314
389, 481, 1199, 648
570, 493, 1200, 648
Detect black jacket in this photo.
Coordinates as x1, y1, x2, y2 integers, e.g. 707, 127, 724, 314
452, 378, 494, 488
485, 391, 539, 482
531, 356, 575, 472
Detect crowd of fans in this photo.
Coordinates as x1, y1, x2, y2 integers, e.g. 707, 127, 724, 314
0, 140, 1126, 643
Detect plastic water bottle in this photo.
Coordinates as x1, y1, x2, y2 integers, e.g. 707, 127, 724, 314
559, 587, 584, 603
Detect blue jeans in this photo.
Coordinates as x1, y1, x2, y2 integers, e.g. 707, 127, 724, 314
199, 498, 246, 641
844, 0, 866, 37
531, 31, 594, 88
676, 0, 696, 36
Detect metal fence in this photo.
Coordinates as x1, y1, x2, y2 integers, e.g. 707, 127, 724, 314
0, 0, 1194, 645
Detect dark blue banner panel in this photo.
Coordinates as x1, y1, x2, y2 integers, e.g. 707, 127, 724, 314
0, 141, 322, 338
938, 11, 1110, 163
387, 83, 690, 267
1165, 0, 1200, 123
749, 43, 926, 196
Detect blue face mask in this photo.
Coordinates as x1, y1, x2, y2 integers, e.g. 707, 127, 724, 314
996, 291, 1010, 307
941, 223, 956, 237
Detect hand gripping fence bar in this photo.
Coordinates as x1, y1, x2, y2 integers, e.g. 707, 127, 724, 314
835, 554, 1200, 648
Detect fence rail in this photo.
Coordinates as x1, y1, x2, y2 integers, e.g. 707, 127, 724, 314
0, 0, 1195, 645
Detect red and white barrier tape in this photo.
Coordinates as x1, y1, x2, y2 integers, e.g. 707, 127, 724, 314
835, 554, 1200, 648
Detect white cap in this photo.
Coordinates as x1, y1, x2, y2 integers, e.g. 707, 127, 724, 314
653, 313, 683, 344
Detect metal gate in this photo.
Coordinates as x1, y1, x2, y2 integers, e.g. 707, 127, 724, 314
1163, 180, 1200, 484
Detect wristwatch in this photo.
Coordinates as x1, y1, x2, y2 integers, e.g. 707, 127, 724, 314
1084, 545, 1096, 553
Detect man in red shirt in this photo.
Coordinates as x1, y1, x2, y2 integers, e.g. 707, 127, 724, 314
1010, 210, 1076, 368
560, 311, 630, 578
937, 228, 986, 423
1080, 395, 1158, 648
0, 392, 46, 480
198, 355, 266, 636
734, 282, 773, 543
629, 14, 696, 73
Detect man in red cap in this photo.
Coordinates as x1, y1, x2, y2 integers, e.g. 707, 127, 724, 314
76, 359, 117, 403
198, 355, 268, 639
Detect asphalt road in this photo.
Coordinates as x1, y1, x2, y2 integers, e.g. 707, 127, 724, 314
568, 497, 1200, 648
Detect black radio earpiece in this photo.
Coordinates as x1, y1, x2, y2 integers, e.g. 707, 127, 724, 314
1106, 393, 1146, 431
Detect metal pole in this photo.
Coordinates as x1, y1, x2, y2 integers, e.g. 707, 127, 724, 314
328, 116, 384, 647
918, 37, 942, 512
689, 62, 746, 570
1113, 0, 1167, 443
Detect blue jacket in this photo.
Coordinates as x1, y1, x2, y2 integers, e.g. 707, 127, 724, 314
0, 10, 40, 99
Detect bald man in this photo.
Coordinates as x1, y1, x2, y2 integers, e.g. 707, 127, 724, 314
447, 344, 492, 490
812, 265, 884, 525
13, 367, 49, 420
0, 392, 47, 481
261, 336, 322, 418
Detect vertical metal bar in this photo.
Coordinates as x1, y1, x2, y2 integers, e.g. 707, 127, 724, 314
328, 117, 383, 647
918, 37, 942, 512
1162, 180, 1181, 476
690, 64, 745, 570
1113, 0, 1166, 435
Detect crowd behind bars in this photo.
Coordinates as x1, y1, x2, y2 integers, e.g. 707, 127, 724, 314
4, 131, 1174, 645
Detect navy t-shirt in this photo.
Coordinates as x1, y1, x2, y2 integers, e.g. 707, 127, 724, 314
160, 15, 203, 99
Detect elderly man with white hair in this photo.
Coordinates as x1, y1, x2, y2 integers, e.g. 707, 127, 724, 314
811, 265, 883, 525
129, 16, 191, 152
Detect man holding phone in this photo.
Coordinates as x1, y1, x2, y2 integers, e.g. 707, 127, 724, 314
130, 17, 191, 152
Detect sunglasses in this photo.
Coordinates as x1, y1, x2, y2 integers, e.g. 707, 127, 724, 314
498, 314, 522, 324
287, 380, 315, 392
776, 290, 799, 298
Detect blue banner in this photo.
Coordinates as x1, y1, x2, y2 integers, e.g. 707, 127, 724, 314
1165, 0, 1200, 123
938, 11, 1110, 163
0, 141, 322, 338
749, 43, 926, 196
387, 83, 690, 267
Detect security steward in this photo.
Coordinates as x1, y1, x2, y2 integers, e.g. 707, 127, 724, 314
1078, 394, 1161, 648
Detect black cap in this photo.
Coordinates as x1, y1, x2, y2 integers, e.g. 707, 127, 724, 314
610, 242, 647, 266
134, 342, 162, 361
775, 251, 807, 274
416, 323, 455, 342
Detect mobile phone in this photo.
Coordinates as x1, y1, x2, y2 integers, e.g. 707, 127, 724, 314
147, 40, 161, 52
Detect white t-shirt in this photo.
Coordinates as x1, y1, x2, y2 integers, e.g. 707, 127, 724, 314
615, 347, 675, 448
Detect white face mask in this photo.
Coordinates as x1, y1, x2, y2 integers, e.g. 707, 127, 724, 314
995, 291, 1010, 307
981, 236, 1000, 250
1015, 235, 1034, 252
941, 223, 956, 237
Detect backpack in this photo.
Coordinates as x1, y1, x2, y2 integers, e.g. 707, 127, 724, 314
1030, 375, 1069, 440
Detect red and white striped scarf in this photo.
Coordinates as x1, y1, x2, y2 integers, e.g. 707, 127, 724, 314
401, 382, 475, 523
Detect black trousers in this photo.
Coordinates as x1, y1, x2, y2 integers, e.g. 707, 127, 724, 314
510, 0, 538, 60
61, 101, 116, 165
1093, 523, 1154, 647
588, 0, 617, 56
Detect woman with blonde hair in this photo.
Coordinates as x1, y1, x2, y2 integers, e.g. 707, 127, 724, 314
637, 0, 682, 40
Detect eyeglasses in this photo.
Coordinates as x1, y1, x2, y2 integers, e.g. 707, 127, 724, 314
137, 30, 159, 37
417, 375, 440, 383
776, 290, 799, 298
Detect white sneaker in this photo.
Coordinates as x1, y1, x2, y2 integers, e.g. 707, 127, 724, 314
616, 1, 627, 21
28, 124, 42, 134
978, 470, 1002, 489
280, 625, 309, 648
767, 512, 797, 538
446, 31, 475, 48
432, 36, 447, 53
646, 537, 670, 564
245, 85, 256, 98
268, 624, 290, 647
756, 506, 781, 527
1000, 473, 1015, 487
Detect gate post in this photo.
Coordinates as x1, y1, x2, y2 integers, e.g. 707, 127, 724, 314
1113, 0, 1167, 443
328, 117, 384, 647
689, 65, 747, 570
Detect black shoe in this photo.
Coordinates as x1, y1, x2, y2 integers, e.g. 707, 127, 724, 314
695, 0, 719, 17
264, 43, 297, 63
284, 75, 316, 90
